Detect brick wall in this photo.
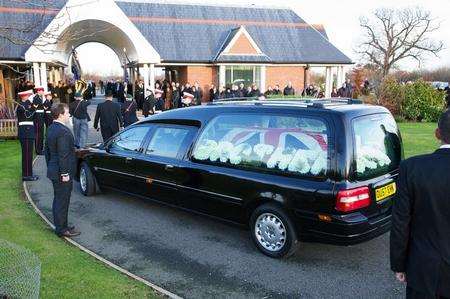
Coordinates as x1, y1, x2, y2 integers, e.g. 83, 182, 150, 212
266, 66, 306, 95
185, 66, 217, 101
227, 34, 258, 54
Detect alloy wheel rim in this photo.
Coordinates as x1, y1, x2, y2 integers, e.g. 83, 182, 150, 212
80, 168, 87, 192
254, 213, 286, 252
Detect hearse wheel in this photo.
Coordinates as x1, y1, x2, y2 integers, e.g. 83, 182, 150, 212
250, 203, 299, 258
79, 162, 96, 196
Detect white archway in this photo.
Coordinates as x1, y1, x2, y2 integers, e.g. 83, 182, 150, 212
25, 0, 160, 65
24, 0, 160, 91
57, 19, 140, 66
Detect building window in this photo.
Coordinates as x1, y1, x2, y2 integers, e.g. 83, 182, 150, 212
225, 66, 261, 88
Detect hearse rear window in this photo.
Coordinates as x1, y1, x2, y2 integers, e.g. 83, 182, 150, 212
192, 114, 329, 177
353, 113, 401, 180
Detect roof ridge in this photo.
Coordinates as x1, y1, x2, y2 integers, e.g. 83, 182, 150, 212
114, 0, 291, 10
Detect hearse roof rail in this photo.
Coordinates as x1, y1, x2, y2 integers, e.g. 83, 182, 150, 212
209, 97, 363, 109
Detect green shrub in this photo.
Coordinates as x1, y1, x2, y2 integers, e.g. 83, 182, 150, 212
378, 78, 446, 122
402, 80, 446, 122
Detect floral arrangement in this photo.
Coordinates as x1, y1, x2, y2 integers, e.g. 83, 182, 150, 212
193, 138, 328, 176
356, 146, 391, 174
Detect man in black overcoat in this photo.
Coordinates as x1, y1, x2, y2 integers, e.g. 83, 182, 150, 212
134, 80, 145, 110
45, 103, 80, 237
94, 90, 123, 142
390, 109, 450, 299
142, 90, 156, 117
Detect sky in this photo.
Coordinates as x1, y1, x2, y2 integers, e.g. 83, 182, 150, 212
76, 0, 450, 77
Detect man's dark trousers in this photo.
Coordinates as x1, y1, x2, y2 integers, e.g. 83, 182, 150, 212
20, 138, 34, 177
52, 179, 73, 236
100, 127, 116, 142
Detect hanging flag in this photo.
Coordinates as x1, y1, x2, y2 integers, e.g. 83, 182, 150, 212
71, 48, 82, 80
123, 56, 129, 83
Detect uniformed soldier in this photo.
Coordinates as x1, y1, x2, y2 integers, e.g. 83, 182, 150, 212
142, 89, 156, 117
121, 94, 138, 127
43, 91, 53, 128
17, 90, 39, 181
32, 86, 46, 155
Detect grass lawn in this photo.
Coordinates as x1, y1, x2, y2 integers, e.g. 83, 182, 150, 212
398, 122, 440, 158
0, 140, 158, 298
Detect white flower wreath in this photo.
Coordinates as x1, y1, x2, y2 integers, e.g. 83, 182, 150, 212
356, 146, 391, 174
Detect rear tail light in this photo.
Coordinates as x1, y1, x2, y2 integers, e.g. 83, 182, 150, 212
336, 186, 371, 212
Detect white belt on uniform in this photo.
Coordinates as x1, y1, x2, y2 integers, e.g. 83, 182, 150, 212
35, 110, 44, 113
19, 121, 34, 126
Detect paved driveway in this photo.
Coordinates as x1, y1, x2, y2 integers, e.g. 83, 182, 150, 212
27, 98, 405, 298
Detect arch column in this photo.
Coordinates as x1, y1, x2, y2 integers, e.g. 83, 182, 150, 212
149, 64, 155, 91
40, 62, 48, 91
336, 66, 345, 88
33, 63, 40, 87
325, 66, 332, 98
219, 65, 226, 88
143, 64, 149, 97
260, 65, 266, 93
59, 67, 64, 82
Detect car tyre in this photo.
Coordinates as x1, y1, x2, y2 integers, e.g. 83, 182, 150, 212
250, 203, 299, 258
79, 162, 96, 196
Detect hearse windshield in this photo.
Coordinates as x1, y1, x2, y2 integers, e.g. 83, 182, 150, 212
353, 113, 402, 180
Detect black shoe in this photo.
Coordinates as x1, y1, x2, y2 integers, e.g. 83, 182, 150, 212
61, 229, 81, 237
23, 175, 39, 181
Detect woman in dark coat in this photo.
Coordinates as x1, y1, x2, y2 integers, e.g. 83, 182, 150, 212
121, 94, 138, 127
142, 91, 156, 117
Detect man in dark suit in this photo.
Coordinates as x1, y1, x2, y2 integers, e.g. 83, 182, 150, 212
94, 90, 123, 142
45, 103, 80, 237
391, 109, 450, 299
134, 80, 145, 111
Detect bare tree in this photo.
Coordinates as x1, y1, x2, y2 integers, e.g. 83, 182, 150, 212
357, 7, 444, 76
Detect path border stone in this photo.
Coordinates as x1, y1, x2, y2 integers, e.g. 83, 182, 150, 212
23, 157, 182, 299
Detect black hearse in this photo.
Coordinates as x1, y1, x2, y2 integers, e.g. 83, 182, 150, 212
77, 99, 403, 258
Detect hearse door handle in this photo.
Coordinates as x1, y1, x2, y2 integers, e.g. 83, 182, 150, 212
125, 157, 133, 163
165, 164, 174, 171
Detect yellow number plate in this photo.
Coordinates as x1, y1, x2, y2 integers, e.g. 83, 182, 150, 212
375, 182, 396, 202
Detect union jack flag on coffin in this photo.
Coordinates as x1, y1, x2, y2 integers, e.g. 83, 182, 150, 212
223, 127, 328, 153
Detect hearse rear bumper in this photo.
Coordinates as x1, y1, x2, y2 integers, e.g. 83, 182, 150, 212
293, 209, 392, 245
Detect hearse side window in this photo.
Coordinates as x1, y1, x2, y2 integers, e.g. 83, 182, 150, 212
109, 126, 150, 152
192, 114, 329, 177
146, 127, 190, 158
353, 113, 402, 180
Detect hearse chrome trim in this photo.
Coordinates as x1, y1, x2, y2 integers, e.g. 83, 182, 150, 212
179, 185, 243, 203
96, 167, 244, 202
136, 175, 243, 202
94, 167, 135, 178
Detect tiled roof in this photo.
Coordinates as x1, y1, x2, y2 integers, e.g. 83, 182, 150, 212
0, 0, 352, 64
